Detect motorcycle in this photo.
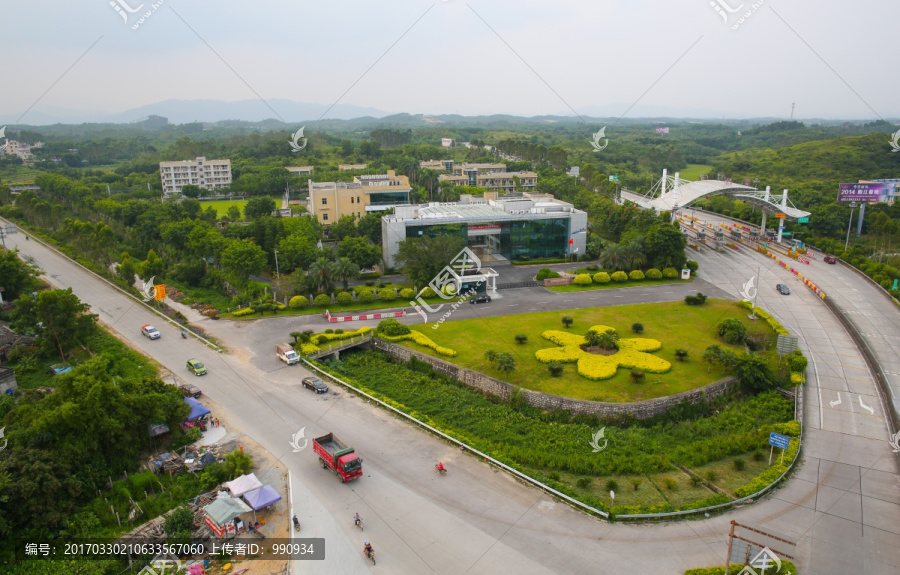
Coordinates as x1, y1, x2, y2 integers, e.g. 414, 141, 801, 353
354, 517, 363, 531
434, 464, 447, 476
293, 516, 301, 532
181, 330, 187, 339
364, 547, 375, 565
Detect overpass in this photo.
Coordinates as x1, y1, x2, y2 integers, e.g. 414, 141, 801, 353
620, 170, 811, 241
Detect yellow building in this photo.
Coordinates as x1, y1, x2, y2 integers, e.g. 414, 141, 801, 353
307, 170, 411, 224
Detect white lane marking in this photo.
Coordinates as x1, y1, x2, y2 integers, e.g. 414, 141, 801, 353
829, 393, 841, 408
859, 396, 875, 415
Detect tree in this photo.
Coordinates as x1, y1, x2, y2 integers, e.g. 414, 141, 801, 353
277, 234, 319, 274
118, 253, 137, 286
329, 214, 358, 242
0, 248, 40, 300
164, 506, 194, 541
483, 349, 498, 363
307, 257, 335, 292
225, 205, 242, 221
331, 257, 360, 289
703, 344, 722, 373
341, 140, 354, 156
357, 212, 384, 245
394, 235, 466, 289
12, 288, 98, 360
621, 238, 647, 270
715, 318, 747, 344
734, 354, 777, 393
140, 249, 165, 279
221, 239, 268, 284
645, 223, 687, 270
180, 184, 201, 199
243, 196, 277, 220
561, 316, 574, 329
599, 244, 627, 271
338, 236, 382, 269
497, 352, 516, 373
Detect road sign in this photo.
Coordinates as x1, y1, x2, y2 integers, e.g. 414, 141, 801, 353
769, 432, 790, 450
609, 175, 618, 182
774, 213, 786, 218
894, 279, 898, 291
781, 232, 791, 236
797, 217, 809, 223
776, 335, 798, 356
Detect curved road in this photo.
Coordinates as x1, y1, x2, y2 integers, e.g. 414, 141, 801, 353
4, 225, 899, 575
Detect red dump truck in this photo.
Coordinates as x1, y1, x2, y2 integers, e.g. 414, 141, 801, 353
312, 432, 363, 482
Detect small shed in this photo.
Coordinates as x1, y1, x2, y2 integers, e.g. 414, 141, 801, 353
203, 496, 252, 539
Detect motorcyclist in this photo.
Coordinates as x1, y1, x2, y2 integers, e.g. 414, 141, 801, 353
437, 461, 445, 473
292, 515, 300, 530
181, 330, 187, 338
363, 541, 373, 558
354, 513, 361, 527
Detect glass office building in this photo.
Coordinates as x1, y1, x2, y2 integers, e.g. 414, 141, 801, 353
382, 193, 587, 269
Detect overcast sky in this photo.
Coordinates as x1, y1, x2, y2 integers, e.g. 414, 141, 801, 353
1, 0, 898, 123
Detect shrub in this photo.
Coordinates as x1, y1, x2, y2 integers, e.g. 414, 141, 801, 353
733, 458, 746, 471
334, 328, 344, 334
313, 294, 331, 307
325, 328, 333, 334
752, 450, 765, 462
379, 329, 457, 356
497, 352, 516, 373
631, 322, 644, 334
593, 272, 611, 284
484, 349, 499, 363
628, 270, 645, 281
685, 260, 698, 273
232, 307, 256, 317
662, 477, 677, 490
605, 479, 620, 492
630, 368, 645, 383
630, 478, 642, 491
536, 268, 561, 280
289, 295, 310, 309
514, 334, 528, 345
379, 289, 397, 302
561, 316, 574, 328
357, 289, 375, 303
336, 291, 353, 305
419, 287, 436, 298
365, 280, 374, 287
576, 477, 591, 489
715, 318, 746, 344
549, 472, 561, 481
690, 475, 703, 487
376, 318, 411, 336
399, 288, 415, 300
611, 271, 628, 282
316, 335, 328, 344
573, 273, 593, 286
662, 267, 679, 278
645, 268, 663, 280
705, 470, 718, 483
548, 361, 564, 377
674, 348, 689, 361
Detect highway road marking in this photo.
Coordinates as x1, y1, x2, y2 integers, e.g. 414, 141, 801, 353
508, 304, 519, 307
536, 301, 547, 304
615, 295, 624, 298
830, 393, 841, 408
563, 299, 573, 302
859, 396, 875, 415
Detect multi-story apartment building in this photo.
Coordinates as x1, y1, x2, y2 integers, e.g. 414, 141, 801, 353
159, 157, 232, 195
307, 170, 411, 224
418, 160, 538, 193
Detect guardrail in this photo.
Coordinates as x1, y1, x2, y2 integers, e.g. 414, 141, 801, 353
301, 358, 610, 520
0, 217, 222, 353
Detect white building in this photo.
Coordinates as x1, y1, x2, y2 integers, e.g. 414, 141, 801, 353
159, 157, 232, 195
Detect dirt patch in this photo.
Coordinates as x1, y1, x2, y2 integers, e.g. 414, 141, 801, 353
580, 345, 619, 356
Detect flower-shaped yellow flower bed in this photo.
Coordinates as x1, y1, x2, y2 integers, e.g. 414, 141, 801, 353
535, 325, 671, 380
381, 330, 458, 357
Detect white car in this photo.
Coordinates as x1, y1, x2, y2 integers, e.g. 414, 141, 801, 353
141, 324, 161, 339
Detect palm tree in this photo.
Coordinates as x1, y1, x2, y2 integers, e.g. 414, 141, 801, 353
599, 244, 626, 271
307, 257, 334, 293
622, 238, 647, 270
331, 257, 360, 289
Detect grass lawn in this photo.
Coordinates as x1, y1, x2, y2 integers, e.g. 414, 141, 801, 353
395, 299, 781, 402
679, 163, 714, 181
222, 295, 448, 320
649, 470, 718, 507
199, 197, 251, 216
693, 453, 771, 496
548, 278, 690, 292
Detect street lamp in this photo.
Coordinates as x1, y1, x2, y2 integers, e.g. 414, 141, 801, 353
844, 202, 858, 251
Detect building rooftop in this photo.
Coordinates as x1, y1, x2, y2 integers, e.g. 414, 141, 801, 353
388, 193, 579, 223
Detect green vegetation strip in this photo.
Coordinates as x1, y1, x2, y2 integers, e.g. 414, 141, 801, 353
685, 561, 797, 575
314, 350, 799, 515
547, 278, 689, 292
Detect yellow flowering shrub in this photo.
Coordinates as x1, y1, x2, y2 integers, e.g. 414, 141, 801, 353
232, 307, 256, 317
790, 372, 803, 385
299, 343, 320, 355
535, 325, 671, 380
381, 330, 457, 357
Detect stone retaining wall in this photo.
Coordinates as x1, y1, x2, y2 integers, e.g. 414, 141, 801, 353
373, 339, 734, 419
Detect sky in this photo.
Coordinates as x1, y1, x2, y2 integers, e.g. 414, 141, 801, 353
1, 0, 898, 124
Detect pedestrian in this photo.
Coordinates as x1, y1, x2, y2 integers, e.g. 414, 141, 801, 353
215, 418, 220, 428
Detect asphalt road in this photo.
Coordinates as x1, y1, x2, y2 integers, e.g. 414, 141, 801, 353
4, 222, 899, 574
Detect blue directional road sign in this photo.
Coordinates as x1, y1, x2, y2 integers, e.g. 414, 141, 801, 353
769, 432, 790, 450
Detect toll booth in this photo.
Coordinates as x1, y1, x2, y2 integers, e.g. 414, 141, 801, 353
716, 240, 725, 251
697, 230, 706, 241
749, 230, 759, 241
730, 229, 742, 241
715, 229, 725, 240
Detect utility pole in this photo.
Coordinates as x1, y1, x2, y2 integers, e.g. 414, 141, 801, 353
845, 202, 858, 251
273, 249, 281, 302
790, 102, 795, 120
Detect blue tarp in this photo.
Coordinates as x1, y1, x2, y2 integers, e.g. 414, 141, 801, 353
242, 485, 282, 510
184, 397, 210, 421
